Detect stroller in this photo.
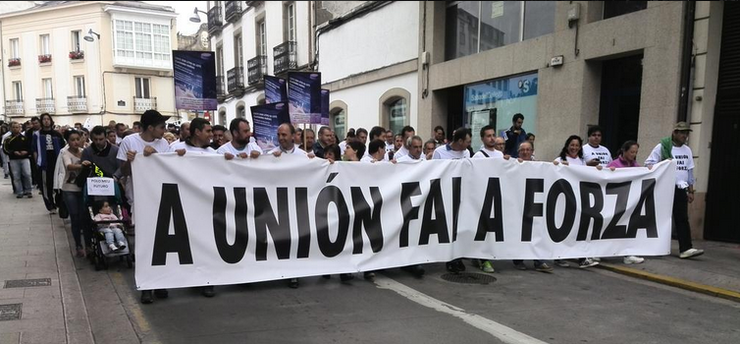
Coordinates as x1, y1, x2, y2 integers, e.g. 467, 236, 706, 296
83, 176, 133, 270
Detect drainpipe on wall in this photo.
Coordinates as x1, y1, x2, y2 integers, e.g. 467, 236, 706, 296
0, 20, 6, 122
677, 1, 696, 123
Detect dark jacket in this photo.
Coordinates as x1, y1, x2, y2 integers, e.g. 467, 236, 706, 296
3, 133, 32, 159
504, 127, 527, 158
82, 142, 121, 178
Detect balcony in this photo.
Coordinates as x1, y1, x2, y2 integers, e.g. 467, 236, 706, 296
207, 6, 223, 35
5, 100, 23, 117
134, 97, 157, 114
67, 96, 87, 113
273, 41, 297, 75
216, 75, 226, 98
8, 58, 21, 68
227, 67, 244, 94
69, 50, 84, 61
247, 56, 267, 85
36, 98, 55, 114
38, 54, 52, 64
225, 1, 242, 23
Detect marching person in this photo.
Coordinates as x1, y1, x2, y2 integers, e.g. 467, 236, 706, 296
503, 113, 527, 158
607, 140, 645, 265
218, 118, 261, 160
33, 113, 65, 213
583, 125, 613, 167
3, 122, 34, 198
644, 122, 704, 259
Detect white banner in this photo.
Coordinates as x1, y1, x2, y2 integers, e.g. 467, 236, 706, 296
132, 154, 675, 290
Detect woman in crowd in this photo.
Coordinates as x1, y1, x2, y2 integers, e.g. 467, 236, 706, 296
59, 129, 92, 257
607, 140, 645, 265
34, 113, 65, 213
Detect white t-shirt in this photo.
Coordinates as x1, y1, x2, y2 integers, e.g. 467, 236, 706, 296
472, 147, 505, 159
554, 156, 585, 166
363, 150, 390, 161
433, 144, 471, 160
339, 141, 348, 155
116, 136, 122, 145
268, 145, 308, 157
386, 142, 395, 153
116, 134, 172, 206
216, 141, 262, 156
396, 153, 425, 162
645, 143, 694, 188
583, 144, 613, 167
394, 146, 409, 159
169, 141, 217, 154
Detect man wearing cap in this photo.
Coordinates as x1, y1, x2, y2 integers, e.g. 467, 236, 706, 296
116, 110, 172, 304
645, 122, 704, 259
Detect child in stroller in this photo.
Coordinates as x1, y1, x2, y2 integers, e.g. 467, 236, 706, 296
93, 201, 127, 252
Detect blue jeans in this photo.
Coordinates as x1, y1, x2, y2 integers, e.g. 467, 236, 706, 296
99, 226, 126, 246
9, 159, 32, 195
63, 191, 90, 249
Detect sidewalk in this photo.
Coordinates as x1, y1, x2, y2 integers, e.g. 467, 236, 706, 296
597, 240, 740, 302
0, 177, 93, 344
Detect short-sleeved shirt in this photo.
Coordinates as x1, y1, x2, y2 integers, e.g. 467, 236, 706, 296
216, 141, 262, 157
645, 143, 694, 188
116, 134, 171, 205
396, 153, 425, 162
61, 149, 82, 192
472, 147, 505, 159
269, 146, 308, 158
169, 141, 217, 154
583, 144, 613, 167
554, 156, 585, 166
433, 144, 471, 160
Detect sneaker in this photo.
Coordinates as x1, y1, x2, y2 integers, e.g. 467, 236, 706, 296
108, 243, 118, 252
592, 257, 601, 262
401, 265, 425, 278
364, 272, 376, 281
141, 290, 154, 304
117, 242, 127, 251
76, 247, 86, 258
579, 258, 599, 268
513, 262, 527, 271
25, 193, 32, 198
49, 209, 56, 215
288, 278, 299, 289
339, 273, 354, 282
623, 256, 645, 264
679, 248, 704, 259
535, 263, 554, 273
154, 289, 169, 299
480, 260, 495, 273
554, 260, 570, 268
446, 261, 460, 273
16, 194, 23, 199
201, 286, 215, 297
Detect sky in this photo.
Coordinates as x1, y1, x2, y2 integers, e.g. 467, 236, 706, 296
144, 1, 207, 35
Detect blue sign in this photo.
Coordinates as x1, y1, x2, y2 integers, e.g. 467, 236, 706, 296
321, 89, 330, 126
250, 102, 291, 153
173, 50, 217, 110
265, 75, 288, 104
288, 72, 321, 124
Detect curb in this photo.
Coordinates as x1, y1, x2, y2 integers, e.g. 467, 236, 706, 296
597, 263, 740, 303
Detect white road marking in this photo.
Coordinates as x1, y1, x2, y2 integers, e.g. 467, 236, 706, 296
374, 275, 549, 344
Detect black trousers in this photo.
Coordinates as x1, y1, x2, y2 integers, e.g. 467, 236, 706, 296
673, 187, 693, 253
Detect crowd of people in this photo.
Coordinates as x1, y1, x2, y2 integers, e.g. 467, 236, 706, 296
0, 110, 704, 305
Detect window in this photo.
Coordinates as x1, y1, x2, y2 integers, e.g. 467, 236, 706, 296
71, 30, 81, 52
284, 2, 296, 42
12, 81, 23, 101
388, 98, 407, 135
257, 20, 266, 56
237, 105, 245, 118
42, 78, 53, 98
234, 33, 243, 67
10, 38, 19, 58
74, 76, 86, 97
114, 20, 170, 62
331, 109, 346, 140
604, 1, 647, 19
135, 77, 151, 98
445, 1, 555, 60
216, 45, 224, 76
40, 34, 50, 55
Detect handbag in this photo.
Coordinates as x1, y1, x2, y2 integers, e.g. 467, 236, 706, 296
55, 191, 68, 219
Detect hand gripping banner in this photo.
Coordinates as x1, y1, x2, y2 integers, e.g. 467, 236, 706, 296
132, 155, 675, 289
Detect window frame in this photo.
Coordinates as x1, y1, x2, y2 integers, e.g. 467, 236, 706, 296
42, 78, 53, 99
12, 81, 23, 101
10, 38, 20, 59
257, 19, 267, 56
135, 77, 151, 99
40, 34, 50, 55
74, 76, 86, 97
71, 30, 81, 52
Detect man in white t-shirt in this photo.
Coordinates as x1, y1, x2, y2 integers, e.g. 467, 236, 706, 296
583, 125, 612, 167
361, 139, 387, 163
393, 126, 416, 160
433, 127, 470, 273
473, 125, 506, 160
116, 110, 172, 305
385, 129, 395, 153
217, 118, 261, 159
270, 123, 309, 158
645, 121, 703, 259
396, 136, 426, 162
169, 118, 217, 155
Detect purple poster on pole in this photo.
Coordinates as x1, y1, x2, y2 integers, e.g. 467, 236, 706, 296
250, 102, 291, 154
173, 50, 217, 110
265, 75, 288, 104
321, 89, 330, 126
288, 72, 321, 124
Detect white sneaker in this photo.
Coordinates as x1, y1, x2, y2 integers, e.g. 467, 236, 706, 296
679, 248, 704, 259
623, 256, 645, 264
108, 244, 118, 252
592, 257, 601, 262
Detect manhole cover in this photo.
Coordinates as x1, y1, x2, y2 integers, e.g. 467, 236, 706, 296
441, 272, 496, 285
0, 304, 22, 321
4, 278, 52, 289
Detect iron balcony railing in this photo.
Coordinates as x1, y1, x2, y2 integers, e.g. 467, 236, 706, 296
5, 100, 24, 116
134, 97, 157, 114
208, 6, 223, 35
216, 76, 226, 97
273, 41, 297, 75
227, 67, 245, 93
67, 96, 87, 113
247, 55, 267, 85
225, 1, 242, 23
36, 98, 55, 114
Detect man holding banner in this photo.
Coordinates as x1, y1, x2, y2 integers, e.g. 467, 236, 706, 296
218, 118, 261, 160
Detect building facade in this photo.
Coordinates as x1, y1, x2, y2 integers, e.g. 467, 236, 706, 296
0, 1, 178, 127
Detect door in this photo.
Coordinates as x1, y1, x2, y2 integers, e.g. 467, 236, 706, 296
705, 2, 740, 242
598, 54, 643, 155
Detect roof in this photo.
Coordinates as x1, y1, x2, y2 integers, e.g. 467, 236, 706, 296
0, 1, 174, 19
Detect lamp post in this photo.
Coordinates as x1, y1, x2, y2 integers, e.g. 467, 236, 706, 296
84, 29, 105, 126
190, 8, 208, 23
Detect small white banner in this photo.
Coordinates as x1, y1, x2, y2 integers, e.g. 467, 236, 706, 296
132, 154, 675, 290
86, 177, 115, 196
